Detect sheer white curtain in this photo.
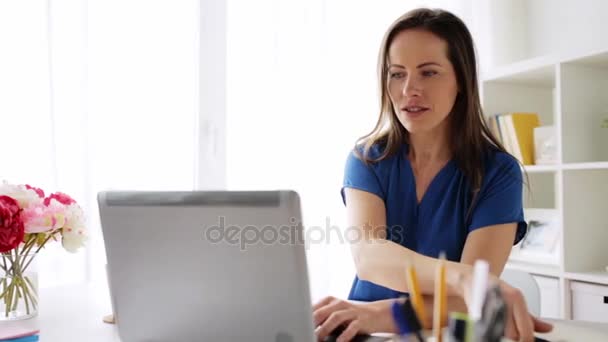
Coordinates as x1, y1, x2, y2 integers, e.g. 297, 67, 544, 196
0, 0, 86, 287
226, 0, 473, 301
0, 0, 199, 287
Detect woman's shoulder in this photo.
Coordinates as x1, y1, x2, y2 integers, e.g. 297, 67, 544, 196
342, 140, 403, 203
349, 140, 404, 164
486, 149, 519, 167
483, 149, 522, 180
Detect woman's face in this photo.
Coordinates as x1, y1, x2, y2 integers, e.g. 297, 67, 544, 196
387, 29, 459, 135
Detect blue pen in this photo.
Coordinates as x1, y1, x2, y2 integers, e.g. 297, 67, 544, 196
390, 299, 424, 342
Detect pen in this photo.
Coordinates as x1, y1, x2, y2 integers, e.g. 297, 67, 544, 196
390, 299, 425, 342
433, 252, 447, 342
447, 312, 473, 342
405, 259, 426, 325
469, 259, 489, 321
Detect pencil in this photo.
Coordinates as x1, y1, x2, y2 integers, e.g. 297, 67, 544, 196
405, 261, 426, 325
433, 252, 447, 342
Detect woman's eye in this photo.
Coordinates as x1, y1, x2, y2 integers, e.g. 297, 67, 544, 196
389, 72, 405, 79
422, 70, 438, 77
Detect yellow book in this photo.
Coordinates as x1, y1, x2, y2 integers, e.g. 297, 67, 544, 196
510, 112, 540, 165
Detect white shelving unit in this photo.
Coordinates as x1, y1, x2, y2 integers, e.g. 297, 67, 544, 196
482, 48, 608, 321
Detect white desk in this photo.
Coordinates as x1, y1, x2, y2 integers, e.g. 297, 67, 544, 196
0, 283, 119, 341
2, 283, 608, 341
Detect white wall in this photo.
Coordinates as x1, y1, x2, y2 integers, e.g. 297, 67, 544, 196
470, 0, 528, 71
474, 0, 608, 70
527, 0, 608, 59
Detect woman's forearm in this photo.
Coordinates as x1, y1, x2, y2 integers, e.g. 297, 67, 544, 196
352, 240, 472, 297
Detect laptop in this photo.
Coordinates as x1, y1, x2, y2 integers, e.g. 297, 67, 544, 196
99, 190, 392, 342
98, 190, 316, 341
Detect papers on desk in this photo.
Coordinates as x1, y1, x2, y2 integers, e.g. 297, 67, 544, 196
0, 327, 39, 342
0, 335, 39, 342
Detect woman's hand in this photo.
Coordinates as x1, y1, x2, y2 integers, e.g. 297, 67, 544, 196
458, 269, 553, 342
312, 296, 390, 342
499, 281, 553, 342
312, 277, 554, 342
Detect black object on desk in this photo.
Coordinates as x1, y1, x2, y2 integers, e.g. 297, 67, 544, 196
320, 323, 551, 342
322, 326, 391, 342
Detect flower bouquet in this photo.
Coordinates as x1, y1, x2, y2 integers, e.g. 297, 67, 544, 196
0, 181, 87, 320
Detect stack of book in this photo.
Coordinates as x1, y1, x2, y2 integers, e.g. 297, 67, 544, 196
487, 112, 540, 165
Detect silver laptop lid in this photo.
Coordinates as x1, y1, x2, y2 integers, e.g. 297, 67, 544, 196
98, 190, 314, 342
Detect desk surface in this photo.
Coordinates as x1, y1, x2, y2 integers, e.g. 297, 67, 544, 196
1, 283, 119, 341
1, 283, 608, 341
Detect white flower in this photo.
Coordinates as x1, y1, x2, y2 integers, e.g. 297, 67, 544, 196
0, 181, 43, 208
61, 203, 87, 253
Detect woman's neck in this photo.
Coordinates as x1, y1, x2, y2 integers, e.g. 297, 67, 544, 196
408, 124, 451, 166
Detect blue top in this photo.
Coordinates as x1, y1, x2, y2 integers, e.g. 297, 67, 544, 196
341, 143, 526, 302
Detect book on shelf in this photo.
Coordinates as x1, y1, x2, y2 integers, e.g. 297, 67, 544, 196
487, 112, 540, 165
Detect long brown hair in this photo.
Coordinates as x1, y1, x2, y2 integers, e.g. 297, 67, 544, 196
355, 8, 509, 196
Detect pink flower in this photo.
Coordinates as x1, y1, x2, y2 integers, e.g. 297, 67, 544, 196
25, 184, 45, 198
44, 192, 76, 206
22, 202, 66, 233
0, 195, 25, 253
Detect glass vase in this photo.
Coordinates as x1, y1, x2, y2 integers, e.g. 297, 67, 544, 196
0, 250, 39, 321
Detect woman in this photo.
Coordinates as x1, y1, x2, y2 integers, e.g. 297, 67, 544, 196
313, 8, 553, 342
